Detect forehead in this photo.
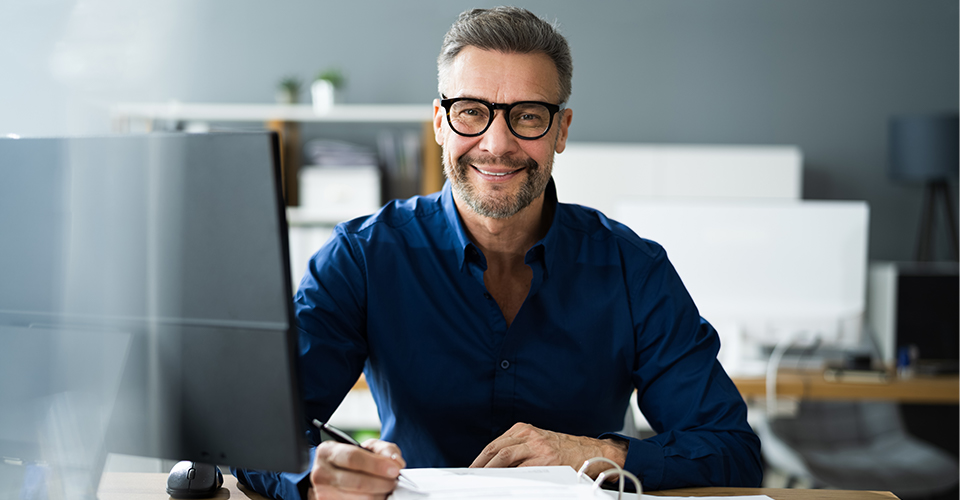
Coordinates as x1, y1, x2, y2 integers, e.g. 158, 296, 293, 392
447, 47, 560, 103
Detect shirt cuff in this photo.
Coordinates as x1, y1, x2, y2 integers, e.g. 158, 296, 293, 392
233, 466, 311, 500
598, 432, 664, 491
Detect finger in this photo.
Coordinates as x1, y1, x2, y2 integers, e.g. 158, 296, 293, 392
482, 443, 535, 468
310, 464, 398, 497
363, 439, 406, 469
326, 442, 402, 479
469, 423, 537, 468
309, 483, 390, 500
470, 435, 525, 468
311, 442, 401, 495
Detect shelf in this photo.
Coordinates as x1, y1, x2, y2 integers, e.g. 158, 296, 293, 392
110, 102, 444, 205
110, 102, 433, 124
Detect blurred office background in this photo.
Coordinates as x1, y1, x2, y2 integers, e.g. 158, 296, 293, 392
1, 0, 957, 495
1, 0, 957, 262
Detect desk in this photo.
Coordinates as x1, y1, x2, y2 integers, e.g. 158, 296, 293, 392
352, 373, 960, 405
97, 472, 899, 500
732, 372, 959, 404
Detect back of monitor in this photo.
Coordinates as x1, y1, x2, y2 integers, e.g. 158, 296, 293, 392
0, 133, 309, 497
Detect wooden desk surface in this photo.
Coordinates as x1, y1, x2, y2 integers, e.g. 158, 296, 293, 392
354, 372, 959, 404
732, 372, 958, 404
98, 472, 898, 500
651, 486, 898, 500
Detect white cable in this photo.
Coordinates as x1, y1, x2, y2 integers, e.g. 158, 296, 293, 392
765, 330, 820, 415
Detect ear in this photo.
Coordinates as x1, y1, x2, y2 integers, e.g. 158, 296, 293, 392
432, 98, 445, 146
554, 108, 573, 154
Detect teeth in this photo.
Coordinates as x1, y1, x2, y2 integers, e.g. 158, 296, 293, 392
476, 167, 518, 176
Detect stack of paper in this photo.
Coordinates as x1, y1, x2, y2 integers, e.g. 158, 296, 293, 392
389, 466, 775, 500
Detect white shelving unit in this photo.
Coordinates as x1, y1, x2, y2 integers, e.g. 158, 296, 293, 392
110, 102, 432, 128
109, 102, 443, 204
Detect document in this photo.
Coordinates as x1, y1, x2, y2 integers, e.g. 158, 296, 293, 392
388, 466, 775, 500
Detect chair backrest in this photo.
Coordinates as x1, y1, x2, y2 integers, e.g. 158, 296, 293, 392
771, 401, 905, 451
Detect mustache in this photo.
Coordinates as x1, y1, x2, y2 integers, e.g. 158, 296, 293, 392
458, 154, 539, 171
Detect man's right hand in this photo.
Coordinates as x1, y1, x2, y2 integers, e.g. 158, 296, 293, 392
306, 439, 405, 500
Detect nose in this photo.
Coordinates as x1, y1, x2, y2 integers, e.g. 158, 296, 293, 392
477, 110, 520, 157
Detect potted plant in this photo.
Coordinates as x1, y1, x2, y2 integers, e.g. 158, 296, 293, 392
276, 75, 302, 104
311, 68, 345, 113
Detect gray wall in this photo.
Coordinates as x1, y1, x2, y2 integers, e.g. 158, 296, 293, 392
2, 0, 957, 261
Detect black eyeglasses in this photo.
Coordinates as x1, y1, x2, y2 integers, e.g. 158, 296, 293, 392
440, 95, 562, 140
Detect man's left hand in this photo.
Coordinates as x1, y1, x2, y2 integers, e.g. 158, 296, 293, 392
469, 422, 628, 479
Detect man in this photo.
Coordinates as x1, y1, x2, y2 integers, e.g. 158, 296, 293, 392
236, 7, 761, 499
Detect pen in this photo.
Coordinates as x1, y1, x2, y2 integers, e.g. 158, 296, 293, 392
311, 419, 424, 493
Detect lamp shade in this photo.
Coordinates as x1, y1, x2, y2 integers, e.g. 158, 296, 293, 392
888, 113, 959, 181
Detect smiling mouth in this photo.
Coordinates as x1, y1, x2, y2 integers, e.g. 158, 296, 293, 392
473, 166, 524, 177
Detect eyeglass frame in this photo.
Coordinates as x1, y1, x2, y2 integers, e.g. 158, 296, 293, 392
439, 95, 563, 140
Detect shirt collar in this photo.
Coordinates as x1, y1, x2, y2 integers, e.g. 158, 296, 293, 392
440, 180, 477, 271
440, 177, 560, 272
527, 178, 559, 276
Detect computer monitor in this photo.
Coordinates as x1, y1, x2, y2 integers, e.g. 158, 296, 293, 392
615, 199, 870, 375
0, 132, 310, 497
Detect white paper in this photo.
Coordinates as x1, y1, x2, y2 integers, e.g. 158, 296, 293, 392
388, 467, 775, 500
389, 466, 606, 500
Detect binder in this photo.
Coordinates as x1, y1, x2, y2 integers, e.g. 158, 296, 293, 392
388, 457, 641, 499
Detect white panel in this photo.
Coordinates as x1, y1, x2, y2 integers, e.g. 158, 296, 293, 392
328, 389, 381, 431
867, 262, 898, 365
551, 143, 802, 215
287, 225, 334, 292
614, 200, 869, 353
298, 165, 381, 221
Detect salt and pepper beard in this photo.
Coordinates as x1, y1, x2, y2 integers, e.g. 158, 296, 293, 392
443, 149, 553, 219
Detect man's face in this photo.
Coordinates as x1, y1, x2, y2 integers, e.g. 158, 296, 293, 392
433, 47, 572, 220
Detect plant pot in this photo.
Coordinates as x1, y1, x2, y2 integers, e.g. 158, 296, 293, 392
311, 80, 336, 113
275, 89, 298, 105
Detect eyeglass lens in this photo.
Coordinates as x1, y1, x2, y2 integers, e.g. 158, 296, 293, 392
447, 100, 552, 138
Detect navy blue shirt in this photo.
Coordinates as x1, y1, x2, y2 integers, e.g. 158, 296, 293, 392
235, 179, 761, 498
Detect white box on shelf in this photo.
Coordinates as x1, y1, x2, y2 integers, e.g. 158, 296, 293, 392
298, 165, 381, 221
289, 165, 381, 291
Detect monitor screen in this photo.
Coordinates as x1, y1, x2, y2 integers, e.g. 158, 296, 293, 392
615, 199, 870, 375
0, 132, 310, 496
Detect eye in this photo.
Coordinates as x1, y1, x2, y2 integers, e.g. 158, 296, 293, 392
511, 104, 549, 125
452, 101, 489, 120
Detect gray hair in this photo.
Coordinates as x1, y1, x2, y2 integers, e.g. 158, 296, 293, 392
437, 6, 573, 104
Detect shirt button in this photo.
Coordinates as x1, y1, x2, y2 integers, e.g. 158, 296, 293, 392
483, 292, 492, 300
500, 359, 510, 370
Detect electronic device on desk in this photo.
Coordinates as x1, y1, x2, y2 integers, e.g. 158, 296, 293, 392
616, 200, 871, 376
822, 353, 891, 384
166, 461, 224, 499
868, 261, 959, 375
0, 132, 310, 499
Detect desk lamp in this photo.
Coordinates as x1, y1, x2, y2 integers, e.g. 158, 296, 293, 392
888, 113, 959, 262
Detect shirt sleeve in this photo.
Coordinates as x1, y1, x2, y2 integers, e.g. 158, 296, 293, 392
614, 241, 763, 490
231, 460, 311, 500
296, 225, 371, 425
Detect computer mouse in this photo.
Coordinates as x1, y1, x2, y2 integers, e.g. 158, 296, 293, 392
166, 460, 224, 499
